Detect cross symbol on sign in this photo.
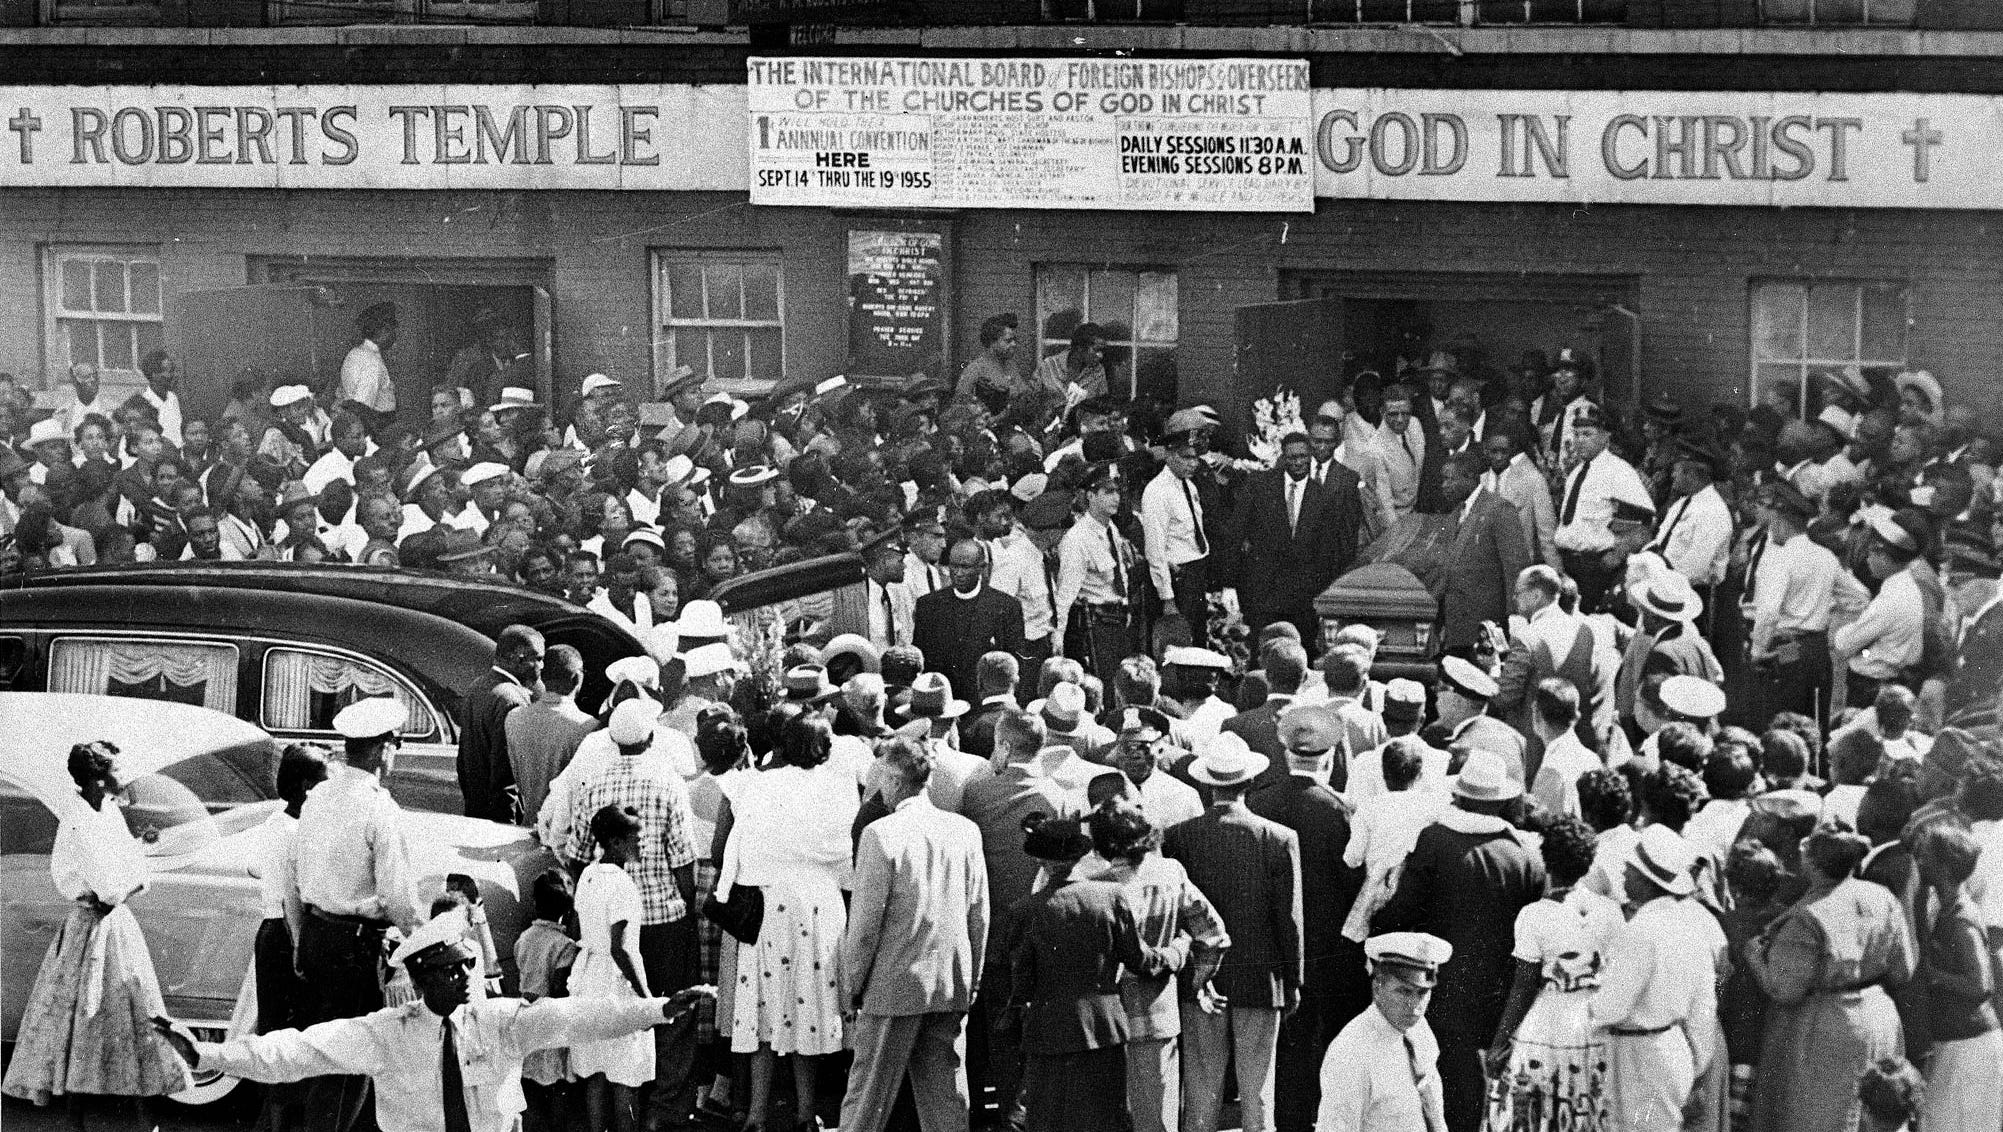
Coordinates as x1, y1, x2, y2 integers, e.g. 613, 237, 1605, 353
1901, 117, 1944, 183
7, 108, 43, 163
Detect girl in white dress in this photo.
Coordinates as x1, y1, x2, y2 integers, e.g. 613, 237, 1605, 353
571, 805, 655, 1132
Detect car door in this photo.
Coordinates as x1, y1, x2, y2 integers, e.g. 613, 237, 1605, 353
255, 644, 463, 815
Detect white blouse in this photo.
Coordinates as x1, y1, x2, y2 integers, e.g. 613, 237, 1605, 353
52, 796, 149, 906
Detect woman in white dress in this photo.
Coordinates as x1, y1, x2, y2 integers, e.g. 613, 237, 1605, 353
723, 715, 858, 1132
1484, 815, 1624, 1132
1, 741, 193, 1123
571, 805, 656, 1132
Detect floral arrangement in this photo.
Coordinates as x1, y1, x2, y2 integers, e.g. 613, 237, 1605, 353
1240, 386, 1305, 472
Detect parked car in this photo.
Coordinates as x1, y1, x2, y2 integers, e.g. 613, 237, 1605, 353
0, 693, 555, 1105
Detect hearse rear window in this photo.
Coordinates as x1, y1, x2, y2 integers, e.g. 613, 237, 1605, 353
49, 638, 239, 715
260, 648, 437, 738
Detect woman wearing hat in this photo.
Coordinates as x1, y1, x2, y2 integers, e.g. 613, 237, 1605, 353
2, 741, 193, 1115
1745, 828, 1916, 1132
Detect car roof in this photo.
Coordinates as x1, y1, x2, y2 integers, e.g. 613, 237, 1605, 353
0, 692, 274, 814
1, 582, 496, 698
708, 553, 864, 613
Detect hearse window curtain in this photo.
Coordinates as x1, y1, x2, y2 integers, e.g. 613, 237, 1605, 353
263, 649, 429, 735
49, 638, 238, 716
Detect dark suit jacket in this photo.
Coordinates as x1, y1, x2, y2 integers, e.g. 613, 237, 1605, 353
1165, 801, 1303, 1010
958, 698, 1015, 763
1006, 877, 1187, 1055
913, 585, 1025, 707
1415, 438, 1477, 515
1439, 489, 1532, 653
1217, 696, 1297, 795
1228, 470, 1346, 620
1246, 774, 1362, 998
458, 669, 532, 821
1374, 815, 1546, 1040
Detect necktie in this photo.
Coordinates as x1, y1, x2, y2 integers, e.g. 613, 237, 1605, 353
930, 564, 944, 591
1286, 478, 1302, 536
1559, 459, 1590, 526
441, 1017, 472, 1132
880, 583, 898, 645
1107, 524, 1127, 598
1744, 530, 1768, 601
1182, 478, 1209, 556
1652, 496, 1690, 552
1404, 1033, 1443, 1132
1400, 432, 1415, 463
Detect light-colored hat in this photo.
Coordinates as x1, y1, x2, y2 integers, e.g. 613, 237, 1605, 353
1658, 675, 1727, 722
821, 633, 881, 675
814, 375, 849, 398
277, 480, 320, 511
644, 622, 679, 664
1384, 678, 1427, 723
609, 698, 658, 745
1439, 655, 1498, 702
489, 388, 537, 414
581, 373, 623, 397
405, 461, 444, 498
659, 454, 708, 492
1629, 569, 1703, 623
1164, 646, 1232, 671
784, 664, 841, 703
728, 464, 779, 487
703, 392, 750, 421
1036, 682, 1087, 730
659, 365, 703, 398
270, 384, 313, 409
434, 529, 493, 564
1628, 824, 1698, 896
332, 696, 407, 740
676, 600, 729, 640
681, 641, 740, 680
1116, 706, 1172, 742
388, 906, 472, 968
1867, 512, 1925, 554
1894, 369, 1943, 411
1450, 749, 1522, 803
906, 672, 970, 719
623, 528, 666, 552
1277, 703, 1342, 755
1816, 404, 1859, 439
461, 462, 510, 487
26, 419, 67, 448
1010, 473, 1049, 504
1189, 732, 1271, 788
605, 655, 661, 691
1365, 931, 1454, 985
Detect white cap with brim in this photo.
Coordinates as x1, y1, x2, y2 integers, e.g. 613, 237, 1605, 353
270, 385, 313, 409
1365, 931, 1454, 984
388, 907, 472, 968
605, 655, 661, 691
1163, 646, 1232, 671
1657, 675, 1727, 721
682, 642, 741, 680
581, 374, 623, 396
1440, 655, 1498, 701
332, 697, 408, 740
461, 462, 510, 487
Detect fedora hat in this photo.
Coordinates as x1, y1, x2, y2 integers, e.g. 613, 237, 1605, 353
434, 528, 493, 564
1628, 824, 1697, 896
820, 633, 881, 675
1189, 732, 1270, 788
25, 419, 68, 449
1450, 750, 1522, 803
675, 600, 729, 640
1630, 570, 1703, 623
1035, 682, 1086, 731
489, 387, 537, 415
907, 672, 970, 719
783, 664, 841, 703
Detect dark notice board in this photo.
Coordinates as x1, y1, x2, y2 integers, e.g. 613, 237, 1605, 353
845, 226, 949, 385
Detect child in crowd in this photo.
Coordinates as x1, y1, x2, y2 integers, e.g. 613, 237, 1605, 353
571, 805, 654, 1132
1721, 841, 1790, 1131
1341, 736, 1448, 941
518, 869, 581, 1132
1856, 1056, 1925, 1132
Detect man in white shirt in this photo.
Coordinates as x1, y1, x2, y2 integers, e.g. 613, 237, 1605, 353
972, 489, 1058, 666
1142, 426, 1216, 648
1110, 706, 1203, 831
339, 303, 400, 425
55, 362, 114, 438
1552, 404, 1656, 613
126, 350, 186, 448
1833, 510, 1932, 709
1315, 932, 1452, 1132
1648, 443, 1734, 604
1527, 679, 1597, 820
902, 506, 950, 599
1481, 431, 1560, 569
303, 413, 372, 496
1374, 386, 1426, 521
860, 529, 917, 651
1749, 481, 1869, 728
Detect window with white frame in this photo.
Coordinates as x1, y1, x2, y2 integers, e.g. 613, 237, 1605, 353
1759, 0, 1913, 24
44, 246, 164, 382
654, 252, 784, 397
1034, 265, 1180, 404
1750, 280, 1909, 408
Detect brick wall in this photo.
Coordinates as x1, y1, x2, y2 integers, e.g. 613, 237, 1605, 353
4, 188, 1998, 427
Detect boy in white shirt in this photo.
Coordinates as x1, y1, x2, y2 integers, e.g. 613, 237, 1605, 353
1340, 735, 1449, 941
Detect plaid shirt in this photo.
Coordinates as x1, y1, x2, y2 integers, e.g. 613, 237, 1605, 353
561, 755, 699, 924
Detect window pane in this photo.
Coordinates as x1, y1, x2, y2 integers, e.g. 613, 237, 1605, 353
103, 325, 134, 372
1136, 272, 1179, 343
1087, 270, 1137, 340
710, 331, 745, 384
94, 261, 127, 314
1750, 283, 1804, 361
704, 264, 744, 320
1816, 0, 1864, 19
665, 262, 705, 321
1135, 347, 1179, 403
1755, 363, 1805, 408
136, 321, 165, 362
129, 262, 160, 315
1859, 284, 1907, 360
62, 259, 92, 313
1037, 266, 1087, 345
1867, 0, 1915, 21
1762, 0, 1811, 19
748, 330, 783, 384
64, 321, 96, 368
1805, 285, 1854, 360
743, 263, 780, 322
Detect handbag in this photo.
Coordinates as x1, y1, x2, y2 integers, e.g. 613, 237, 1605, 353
701, 884, 764, 946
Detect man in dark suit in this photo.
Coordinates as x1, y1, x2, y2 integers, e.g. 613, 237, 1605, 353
1375, 751, 1546, 1132
915, 536, 1026, 712
1246, 705, 1365, 1132
1417, 402, 1482, 515
457, 623, 542, 821
1434, 450, 1532, 656
957, 650, 1021, 763
1225, 433, 1354, 649
1165, 734, 1304, 1132
1216, 637, 1309, 795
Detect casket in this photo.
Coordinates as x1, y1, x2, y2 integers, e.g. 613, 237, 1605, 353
1313, 561, 1440, 683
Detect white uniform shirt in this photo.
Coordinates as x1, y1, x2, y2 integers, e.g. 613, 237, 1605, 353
1832, 566, 1926, 679
1650, 483, 1733, 586
294, 765, 421, 930
1553, 451, 1655, 554
1055, 512, 1132, 638
1140, 466, 1209, 598
1316, 1004, 1446, 1132
1751, 533, 1868, 657
987, 529, 1056, 644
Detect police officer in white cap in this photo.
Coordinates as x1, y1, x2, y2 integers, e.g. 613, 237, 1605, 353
292, 696, 423, 1132
154, 906, 711, 1132
1317, 932, 1453, 1132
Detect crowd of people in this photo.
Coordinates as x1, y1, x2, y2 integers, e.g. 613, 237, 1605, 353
3, 304, 2003, 1132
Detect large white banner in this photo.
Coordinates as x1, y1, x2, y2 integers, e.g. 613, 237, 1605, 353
747, 57, 1315, 212
0, 85, 748, 189
1311, 89, 2003, 209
